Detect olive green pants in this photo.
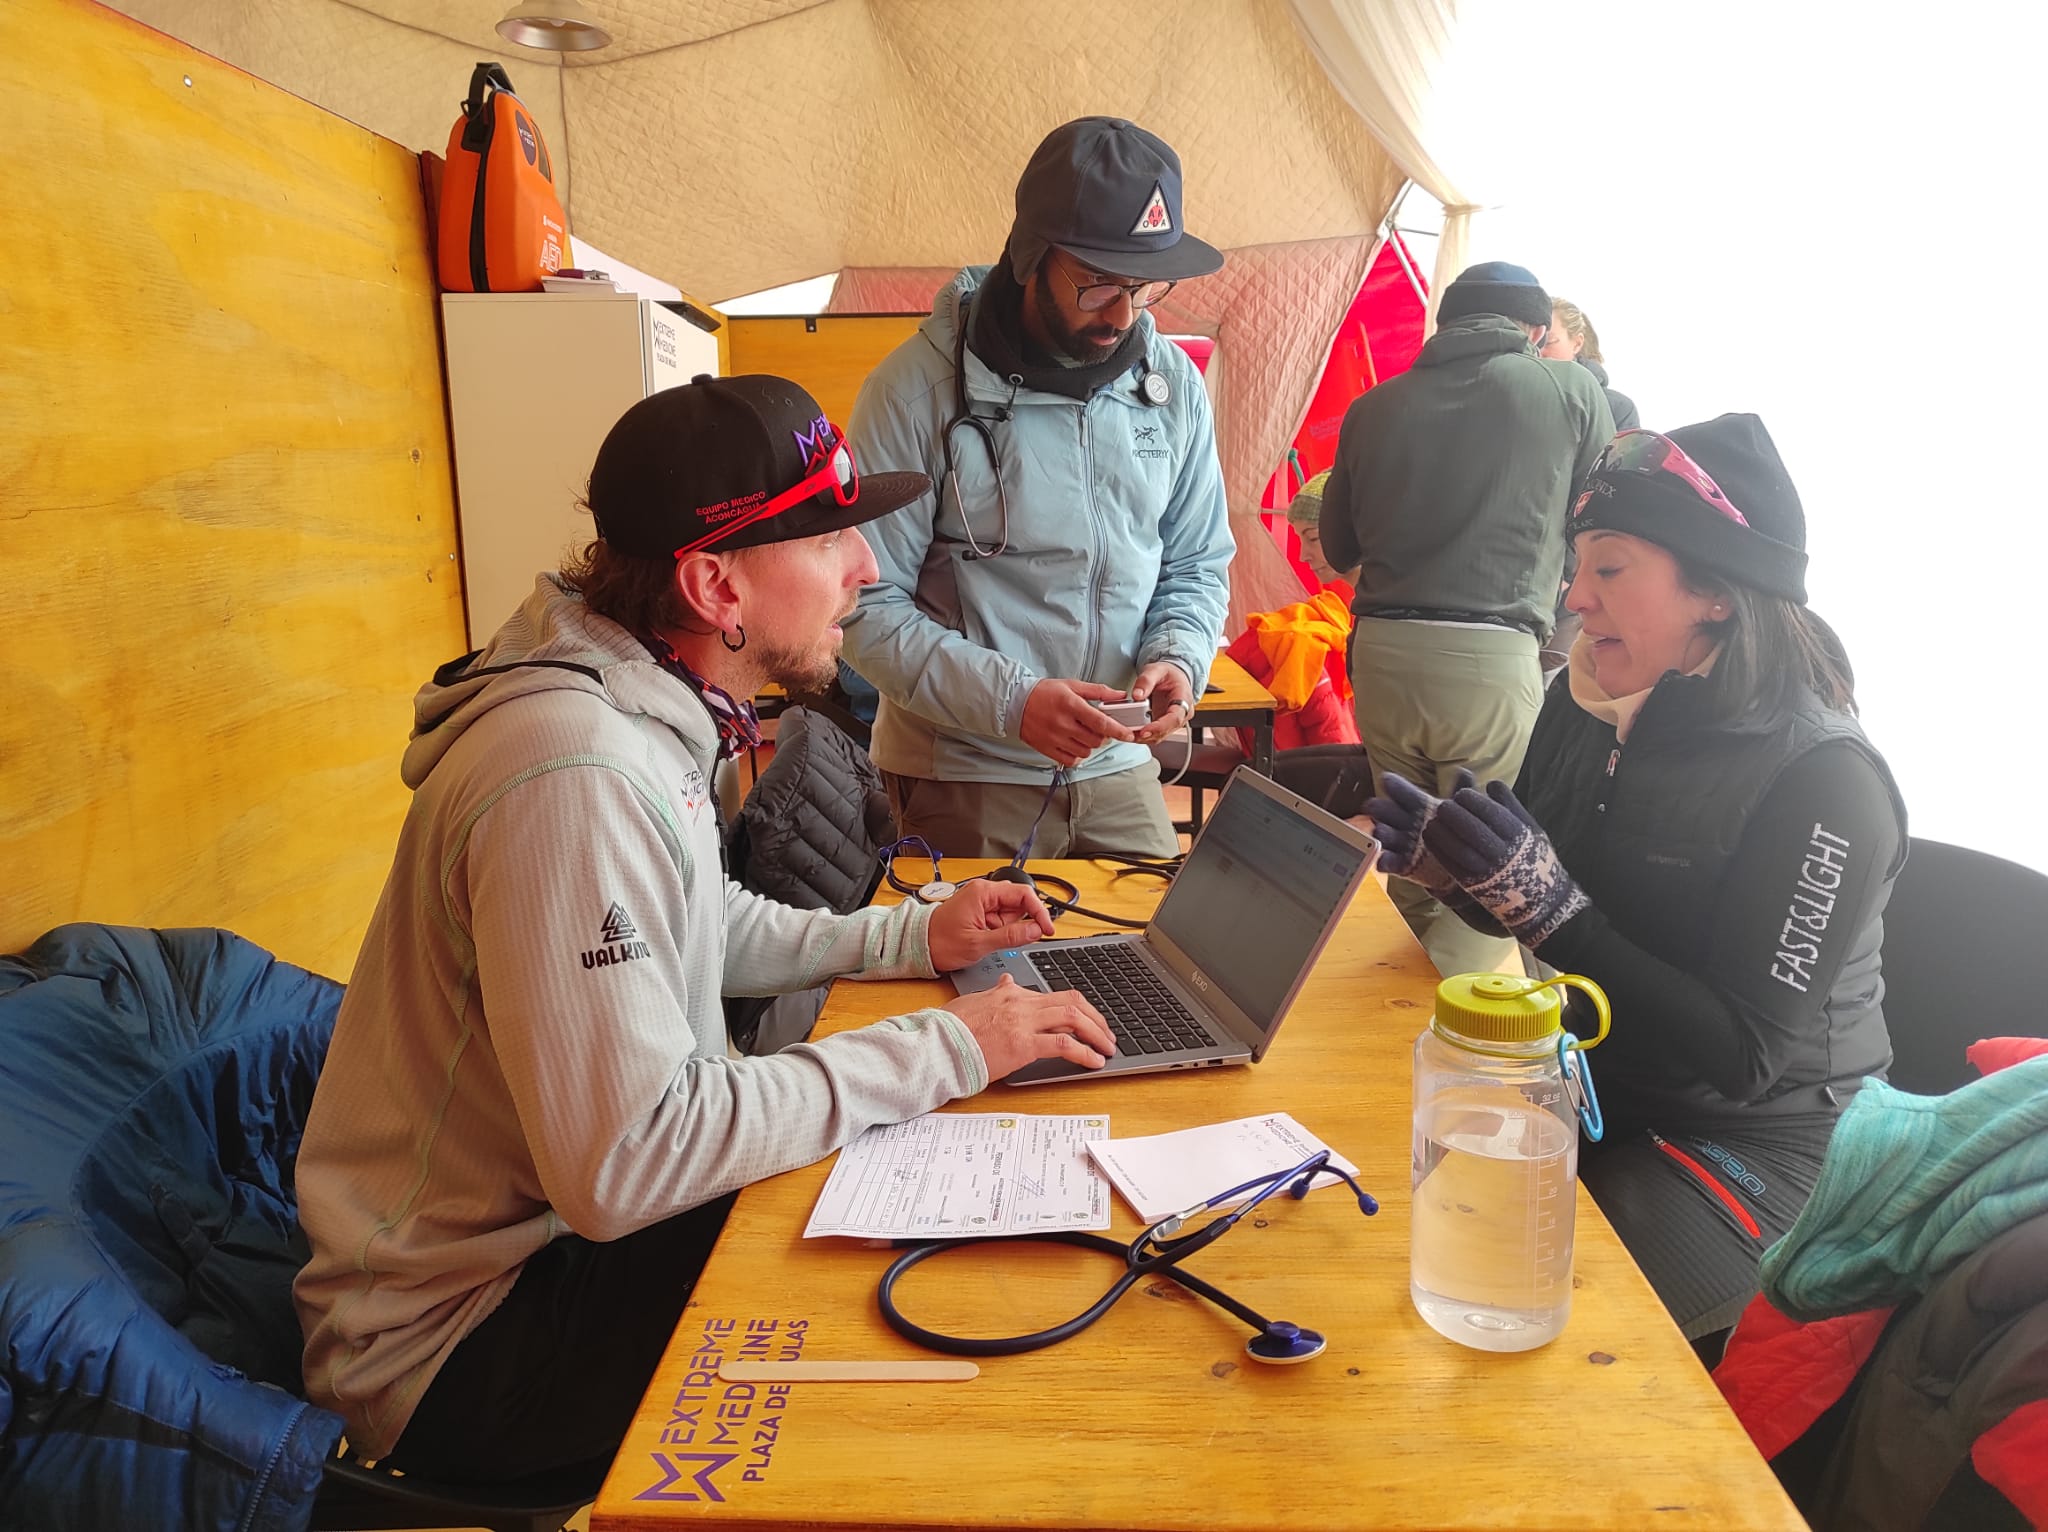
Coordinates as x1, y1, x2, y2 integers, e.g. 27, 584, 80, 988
1350, 616, 1541, 978
883, 760, 1179, 860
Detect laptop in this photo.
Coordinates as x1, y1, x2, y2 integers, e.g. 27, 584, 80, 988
948, 768, 1379, 1086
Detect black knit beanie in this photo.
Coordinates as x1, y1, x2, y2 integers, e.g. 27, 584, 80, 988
1570, 413, 1809, 603
1435, 261, 1552, 329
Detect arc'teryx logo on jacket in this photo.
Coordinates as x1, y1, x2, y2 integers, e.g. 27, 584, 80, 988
583, 902, 652, 969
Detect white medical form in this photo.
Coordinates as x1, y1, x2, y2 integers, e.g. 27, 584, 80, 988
803, 1113, 1112, 1239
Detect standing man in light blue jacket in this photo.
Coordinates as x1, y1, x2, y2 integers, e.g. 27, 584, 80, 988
842, 117, 1235, 858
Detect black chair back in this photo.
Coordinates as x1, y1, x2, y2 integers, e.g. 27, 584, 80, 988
1879, 837, 2048, 1095
1269, 743, 1376, 821
1154, 742, 1372, 836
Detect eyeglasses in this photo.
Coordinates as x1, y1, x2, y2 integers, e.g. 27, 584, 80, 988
1053, 254, 1176, 313
673, 421, 859, 558
1576, 429, 1749, 526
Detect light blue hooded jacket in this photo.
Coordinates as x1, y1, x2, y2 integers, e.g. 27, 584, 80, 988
842, 266, 1234, 785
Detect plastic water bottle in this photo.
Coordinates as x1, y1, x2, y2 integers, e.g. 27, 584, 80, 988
1410, 972, 1609, 1352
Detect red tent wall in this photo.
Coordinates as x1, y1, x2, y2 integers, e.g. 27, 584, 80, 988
1257, 233, 1428, 588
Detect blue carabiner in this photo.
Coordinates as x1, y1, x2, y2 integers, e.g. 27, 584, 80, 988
1558, 1033, 1605, 1142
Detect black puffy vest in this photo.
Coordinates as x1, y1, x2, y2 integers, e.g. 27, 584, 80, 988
1521, 673, 1907, 1118
722, 707, 895, 1053
726, 706, 893, 914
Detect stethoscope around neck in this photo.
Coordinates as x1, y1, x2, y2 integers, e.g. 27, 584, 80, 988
942, 285, 1172, 562
877, 1150, 1378, 1365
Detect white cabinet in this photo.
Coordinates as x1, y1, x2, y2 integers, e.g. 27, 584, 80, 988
441, 293, 721, 642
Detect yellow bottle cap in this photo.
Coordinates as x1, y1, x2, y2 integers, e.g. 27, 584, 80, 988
1432, 972, 1612, 1048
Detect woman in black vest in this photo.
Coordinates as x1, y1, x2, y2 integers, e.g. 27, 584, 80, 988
1368, 413, 1907, 1353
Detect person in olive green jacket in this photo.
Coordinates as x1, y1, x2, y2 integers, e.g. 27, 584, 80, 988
1319, 261, 1612, 977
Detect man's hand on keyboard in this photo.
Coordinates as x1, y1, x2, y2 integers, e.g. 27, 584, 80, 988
925, 879, 1055, 973
947, 975, 1117, 1080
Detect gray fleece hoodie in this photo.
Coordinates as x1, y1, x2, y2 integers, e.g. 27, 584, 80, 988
293, 575, 986, 1456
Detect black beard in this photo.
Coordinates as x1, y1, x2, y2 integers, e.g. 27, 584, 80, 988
1033, 274, 1124, 365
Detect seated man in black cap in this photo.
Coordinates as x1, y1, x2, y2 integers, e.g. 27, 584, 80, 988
842, 116, 1235, 860
1318, 260, 1615, 978
293, 375, 1115, 1483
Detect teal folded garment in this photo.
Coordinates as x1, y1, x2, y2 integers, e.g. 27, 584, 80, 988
1761, 1055, 2048, 1320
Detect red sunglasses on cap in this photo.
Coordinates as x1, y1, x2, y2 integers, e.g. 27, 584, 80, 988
672, 422, 860, 558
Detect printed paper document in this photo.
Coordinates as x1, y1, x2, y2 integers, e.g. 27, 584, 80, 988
1085, 1113, 1358, 1222
804, 1113, 1111, 1239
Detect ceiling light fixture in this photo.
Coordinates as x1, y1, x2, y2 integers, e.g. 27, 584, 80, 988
495, 2, 611, 51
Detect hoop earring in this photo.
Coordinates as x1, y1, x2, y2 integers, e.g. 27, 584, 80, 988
721, 625, 747, 653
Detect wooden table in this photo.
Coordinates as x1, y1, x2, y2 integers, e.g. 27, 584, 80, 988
591, 866, 1800, 1532
1194, 651, 1277, 775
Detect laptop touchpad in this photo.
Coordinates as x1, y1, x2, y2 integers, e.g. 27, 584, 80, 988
1004, 1055, 1096, 1086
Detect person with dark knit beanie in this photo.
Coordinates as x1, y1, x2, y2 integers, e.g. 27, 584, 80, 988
1367, 412, 1908, 1357
1434, 260, 1557, 329
1319, 259, 1613, 977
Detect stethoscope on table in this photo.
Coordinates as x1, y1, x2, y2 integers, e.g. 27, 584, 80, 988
943, 285, 1173, 562
876, 776, 1373, 1362
878, 771, 1182, 930
878, 1149, 1378, 1365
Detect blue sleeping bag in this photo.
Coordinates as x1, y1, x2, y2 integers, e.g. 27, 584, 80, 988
0, 924, 346, 1531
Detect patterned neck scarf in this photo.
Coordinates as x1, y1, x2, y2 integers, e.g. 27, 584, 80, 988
637, 632, 762, 761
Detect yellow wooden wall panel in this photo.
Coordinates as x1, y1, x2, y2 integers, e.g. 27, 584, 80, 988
0, 0, 467, 979
725, 315, 922, 425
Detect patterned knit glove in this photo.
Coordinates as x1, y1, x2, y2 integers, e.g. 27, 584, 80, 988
1363, 771, 1469, 896
1424, 780, 1590, 950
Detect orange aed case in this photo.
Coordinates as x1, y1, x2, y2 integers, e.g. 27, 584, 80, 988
437, 63, 568, 293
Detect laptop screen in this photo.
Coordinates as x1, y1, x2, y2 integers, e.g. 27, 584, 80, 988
1149, 776, 1374, 1038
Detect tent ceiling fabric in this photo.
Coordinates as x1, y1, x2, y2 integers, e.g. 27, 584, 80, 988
107, 0, 577, 211
348, 0, 836, 61
105, 0, 1402, 303
104, 0, 1406, 628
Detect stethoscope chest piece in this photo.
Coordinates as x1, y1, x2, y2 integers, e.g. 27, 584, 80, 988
1246, 1323, 1326, 1365
918, 880, 959, 902
1138, 369, 1171, 407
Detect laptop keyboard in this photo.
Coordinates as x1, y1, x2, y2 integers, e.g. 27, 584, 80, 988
1026, 944, 1216, 1055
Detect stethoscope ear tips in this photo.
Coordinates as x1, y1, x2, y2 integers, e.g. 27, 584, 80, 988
1287, 1174, 1380, 1216
1246, 1323, 1326, 1365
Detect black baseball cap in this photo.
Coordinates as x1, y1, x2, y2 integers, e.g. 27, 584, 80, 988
1012, 117, 1223, 282
588, 374, 928, 558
